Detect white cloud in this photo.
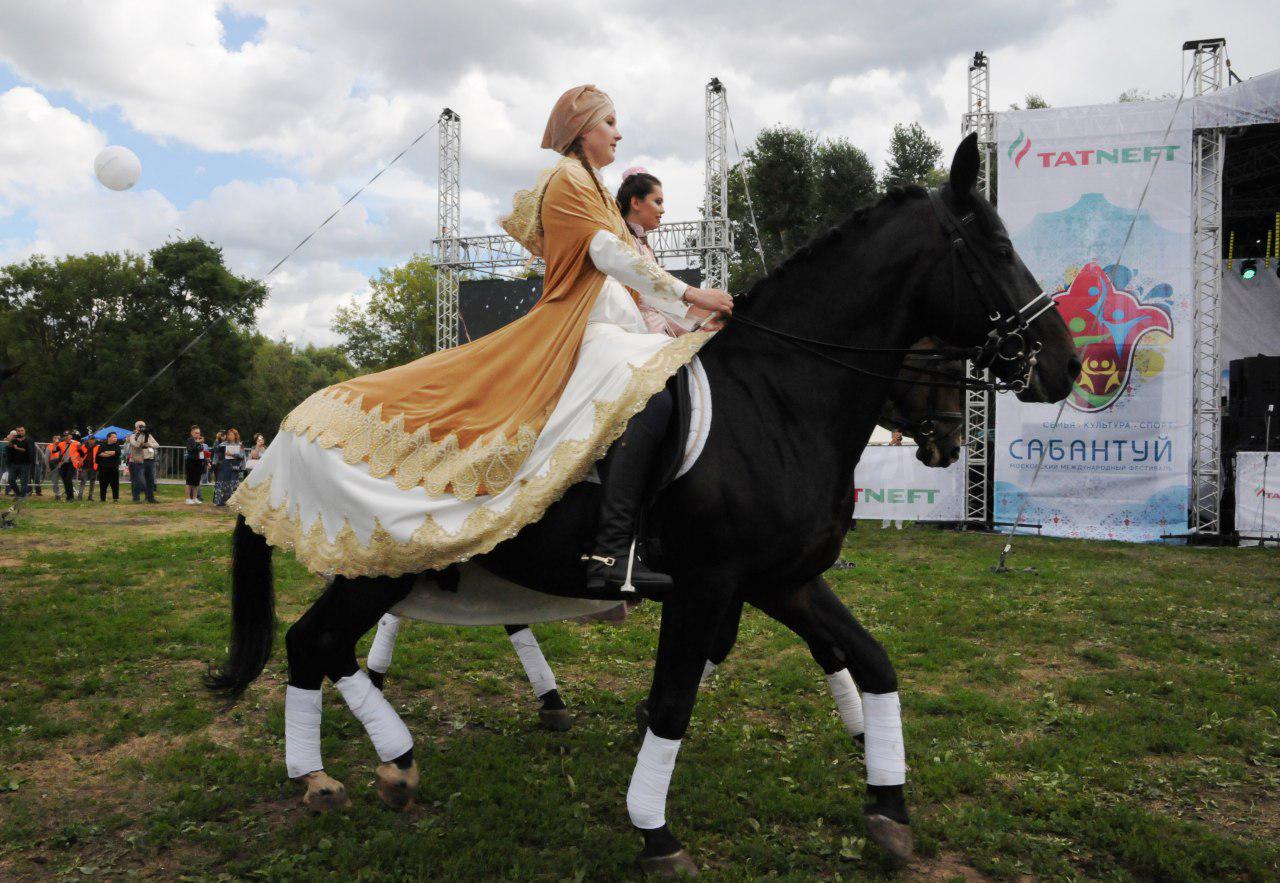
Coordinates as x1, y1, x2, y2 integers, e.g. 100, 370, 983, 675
0, 87, 105, 213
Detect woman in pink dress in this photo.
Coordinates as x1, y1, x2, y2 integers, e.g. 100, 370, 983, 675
615, 168, 722, 336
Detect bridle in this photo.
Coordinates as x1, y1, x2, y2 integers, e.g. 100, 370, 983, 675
880, 342, 965, 444
730, 186, 1056, 396
925, 188, 1056, 391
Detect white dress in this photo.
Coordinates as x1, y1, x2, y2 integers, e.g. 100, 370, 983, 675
231, 229, 710, 577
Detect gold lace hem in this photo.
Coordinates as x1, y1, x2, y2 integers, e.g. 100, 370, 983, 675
279, 387, 541, 501
231, 331, 709, 577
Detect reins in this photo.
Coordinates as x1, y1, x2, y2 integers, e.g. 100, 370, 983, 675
727, 186, 1056, 396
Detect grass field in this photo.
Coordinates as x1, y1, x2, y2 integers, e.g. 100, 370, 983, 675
0, 486, 1277, 881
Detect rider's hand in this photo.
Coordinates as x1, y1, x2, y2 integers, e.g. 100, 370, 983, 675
683, 287, 733, 315
699, 313, 728, 332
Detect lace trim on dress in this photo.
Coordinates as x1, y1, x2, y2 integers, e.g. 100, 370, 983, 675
278, 389, 542, 500
232, 331, 710, 577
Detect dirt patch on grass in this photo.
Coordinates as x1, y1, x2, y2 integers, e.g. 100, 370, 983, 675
910, 851, 998, 881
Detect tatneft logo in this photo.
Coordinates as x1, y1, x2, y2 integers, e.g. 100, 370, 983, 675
1009, 130, 1032, 168
853, 487, 943, 504
1009, 129, 1181, 170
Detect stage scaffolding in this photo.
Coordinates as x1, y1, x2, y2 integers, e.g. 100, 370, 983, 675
1187, 38, 1227, 537
961, 51, 996, 527
431, 79, 733, 349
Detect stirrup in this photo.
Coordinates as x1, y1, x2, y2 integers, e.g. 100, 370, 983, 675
581, 537, 640, 594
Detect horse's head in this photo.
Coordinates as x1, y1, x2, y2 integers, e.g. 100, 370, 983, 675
880, 338, 965, 467
915, 134, 1080, 404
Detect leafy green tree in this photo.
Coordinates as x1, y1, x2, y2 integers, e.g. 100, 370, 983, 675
0, 238, 267, 443
814, 138, 878, 229
229, 335, 354, 440
332, 253, 438, 371
882, 122, 945, 190
726, 127, 878, 291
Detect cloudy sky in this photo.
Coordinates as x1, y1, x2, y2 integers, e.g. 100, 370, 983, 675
2, 1, 1275, 345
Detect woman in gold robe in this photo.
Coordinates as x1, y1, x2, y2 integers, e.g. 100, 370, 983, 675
231, 85, 732, 592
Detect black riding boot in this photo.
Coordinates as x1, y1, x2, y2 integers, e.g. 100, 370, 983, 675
584, 389, 673, 596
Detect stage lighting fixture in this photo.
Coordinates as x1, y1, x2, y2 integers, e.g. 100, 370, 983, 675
1240, 259, 1257, 280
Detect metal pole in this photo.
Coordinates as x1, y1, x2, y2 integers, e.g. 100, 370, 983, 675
435, 108, 461, 351
961, 51, 995, 528
1187, 38, 1226, 536
703, 78, 732, 290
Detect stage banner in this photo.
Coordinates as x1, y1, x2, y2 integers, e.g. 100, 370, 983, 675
993, 101, 1194, 541
852, 446, 964, 522
1234, 452, 1279, 547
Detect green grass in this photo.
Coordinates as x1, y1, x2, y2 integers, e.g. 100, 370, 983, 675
1, 487, 1278, 880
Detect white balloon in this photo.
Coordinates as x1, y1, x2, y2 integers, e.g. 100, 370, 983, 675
94, 146, 142, 191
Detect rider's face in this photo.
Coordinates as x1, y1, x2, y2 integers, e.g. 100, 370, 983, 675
629, 185, 665, 232
579, 115, 621, 168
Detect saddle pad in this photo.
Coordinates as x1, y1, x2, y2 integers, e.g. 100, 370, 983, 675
676, 355, 712, 480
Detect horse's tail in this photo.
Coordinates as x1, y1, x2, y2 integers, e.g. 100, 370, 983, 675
204, 515, 276, 702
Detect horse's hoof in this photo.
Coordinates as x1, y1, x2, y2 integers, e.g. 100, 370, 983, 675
637, 849, 699, 877
299, 771, 350, 813
865, 813, 913, 865
374, 760, 419, 811
635, 699, 650, 740
538, 707, 572, 732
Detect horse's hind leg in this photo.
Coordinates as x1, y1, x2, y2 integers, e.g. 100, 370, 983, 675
285, 573, 418, 811
365, 613, 403, 691
747, 577, 912, 864
504, 625, 570, 731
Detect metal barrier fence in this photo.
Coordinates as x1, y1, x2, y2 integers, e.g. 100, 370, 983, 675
29, 443, 193, 484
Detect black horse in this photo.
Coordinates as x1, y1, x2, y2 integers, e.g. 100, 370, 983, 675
360, 335, 969, 735
207, 134, 1079, 874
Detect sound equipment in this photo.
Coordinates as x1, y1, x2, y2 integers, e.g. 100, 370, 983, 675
1227, 356, 1280, 451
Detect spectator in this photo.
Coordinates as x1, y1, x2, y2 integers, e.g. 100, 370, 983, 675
126, 421, 159, 504
77, 432, 99, 501
47, 432, 65, 499
184, 425, 207, 505
889, 429, 904, 446
213, 427, 246, 506
49, 430, 79, 502
96, 431, 122, 502
244, 433, 267, 475
1, 430, 12, 495
5, 426, 31, 497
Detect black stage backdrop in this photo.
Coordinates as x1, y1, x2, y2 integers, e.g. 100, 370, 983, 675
459, 269, 702, 343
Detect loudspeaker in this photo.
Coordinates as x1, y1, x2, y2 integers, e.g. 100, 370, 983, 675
1227, 356, 1280, 451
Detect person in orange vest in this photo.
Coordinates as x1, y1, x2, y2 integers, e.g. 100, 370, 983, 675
48, 430, 80, 502
77, 432, 99, 501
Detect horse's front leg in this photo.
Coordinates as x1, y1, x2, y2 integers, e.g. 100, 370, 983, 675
285, 573, 418, 811
628, 585, 735, 876
748, 576, 912, 864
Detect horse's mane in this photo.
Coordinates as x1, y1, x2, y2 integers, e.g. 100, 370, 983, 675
740, 184, 929, 301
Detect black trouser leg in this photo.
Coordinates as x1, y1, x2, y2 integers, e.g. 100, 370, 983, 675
587, 388, 674, 593
59, 464, 74, 499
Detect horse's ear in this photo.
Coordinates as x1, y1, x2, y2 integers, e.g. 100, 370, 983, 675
949, 133, 980, 200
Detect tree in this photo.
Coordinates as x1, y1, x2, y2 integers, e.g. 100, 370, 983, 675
332, 253, 438, 371
882, 122, 945, 190
1009, 93, 1051, 111
726, 126, 879, 291
0, 238, 268, 443
814, 138, 878, 229
229, 335, 354, 440
1118, 88, 1177, 103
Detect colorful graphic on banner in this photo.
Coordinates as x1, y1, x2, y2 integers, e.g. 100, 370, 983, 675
994, 101, 1194, 541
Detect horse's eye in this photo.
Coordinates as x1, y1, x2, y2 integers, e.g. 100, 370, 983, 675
998, 246, 1013, 261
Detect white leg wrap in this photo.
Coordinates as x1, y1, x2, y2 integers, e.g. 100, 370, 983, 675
508, 627, 557, 698
334, 670, 413, 762
627, 728, 682, 830
862, 691, 906, 786
284, 686, 324, 779
367, 613, 401, 674
825, 669, 865, 737
700, 660, 717, 683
